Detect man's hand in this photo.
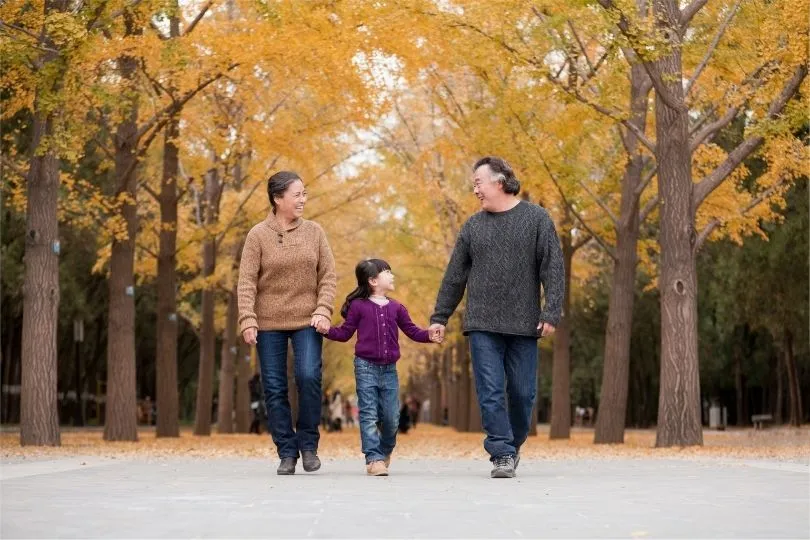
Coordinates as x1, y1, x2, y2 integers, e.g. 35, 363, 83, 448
242, 327, 258, 345
537, 321, 556, 338
311, 314, 331, 334
428, 323, 446, 344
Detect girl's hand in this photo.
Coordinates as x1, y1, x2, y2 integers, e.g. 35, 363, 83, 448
311, 314, 331, 334
242, 328, 258, 345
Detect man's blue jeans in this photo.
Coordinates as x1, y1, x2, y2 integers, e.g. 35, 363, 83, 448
354, 357, 400, 464
256, 327, 323, 459
468, 331, 538, 459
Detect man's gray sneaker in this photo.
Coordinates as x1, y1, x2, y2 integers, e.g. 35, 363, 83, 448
490, 455, 516, 478
277, 457, 297, 475
301, 451, 321, 472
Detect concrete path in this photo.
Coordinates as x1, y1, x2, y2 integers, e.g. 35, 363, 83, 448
2, 456, 808, 538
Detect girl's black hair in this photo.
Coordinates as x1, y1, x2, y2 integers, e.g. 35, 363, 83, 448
340, 258, 392, 318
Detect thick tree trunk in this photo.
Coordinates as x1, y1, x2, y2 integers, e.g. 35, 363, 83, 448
653, 0, 702, 447
155, 113, 180, 438
104, 48, 140, 442
216, 288, 238, 433
550, 229, 574, 439
594, 63, 648, 444
430, 351, 442, 425
20, 96, 62, 446
784, 330, 802, 427
234, 341, 252, 432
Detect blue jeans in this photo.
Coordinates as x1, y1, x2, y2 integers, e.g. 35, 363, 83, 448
354, 357, 400, 464
468, 331, 538, 460
256, 327, 323, 459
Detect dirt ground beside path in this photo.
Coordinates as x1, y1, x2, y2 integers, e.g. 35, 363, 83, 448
3, 424, 808, 462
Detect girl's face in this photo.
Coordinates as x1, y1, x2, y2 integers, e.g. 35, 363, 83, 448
369, 269, 395, 294
274, 179, 307, 220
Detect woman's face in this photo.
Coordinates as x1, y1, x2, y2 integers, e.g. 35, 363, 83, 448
274, 179, 307, 220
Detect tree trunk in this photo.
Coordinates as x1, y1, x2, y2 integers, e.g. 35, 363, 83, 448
287, 347, 299, 422
155, 113, 180, 438
216, 288, 238, 433
775, 352, 784, 424
104, 47, 140, 442
550, 228, 574, 439
457, 337, 471, 431
784, 329, 802, 427
653, 0, 702, 447
20, 94, 62, 446
594, 62, 648, 444
193, 238, 217, 435
234, 341, 252, 432
734, 340, 745, 426
193, 166, 221, 436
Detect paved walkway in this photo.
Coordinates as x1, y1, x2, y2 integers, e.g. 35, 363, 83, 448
2, 456, 808, 538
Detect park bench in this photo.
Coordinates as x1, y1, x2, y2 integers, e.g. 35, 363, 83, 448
751, 414, 773, 430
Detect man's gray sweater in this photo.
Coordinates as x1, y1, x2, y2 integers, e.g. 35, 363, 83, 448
430, 200, 565, 337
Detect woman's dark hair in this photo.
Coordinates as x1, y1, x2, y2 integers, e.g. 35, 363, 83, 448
340, 258, 392, 318
267, 171, 302, 212
473, 156, 520, 195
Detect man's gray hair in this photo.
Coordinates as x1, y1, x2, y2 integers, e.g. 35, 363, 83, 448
473, 156, 520, 195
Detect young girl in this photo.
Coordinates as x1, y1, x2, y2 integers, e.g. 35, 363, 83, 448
320, 259, 438, 476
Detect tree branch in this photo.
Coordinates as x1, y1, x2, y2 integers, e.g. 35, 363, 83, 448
576, 177, 619, 226
595, 0, 687, 113
538, 154, 617, 260
640, 194, 659, 223
183, 0, 214, 36
685, 0, 742, 96
679, 0, 710, 29
694, 176, 788, 251
547, 75, 657, 153
693, 64, 807, 208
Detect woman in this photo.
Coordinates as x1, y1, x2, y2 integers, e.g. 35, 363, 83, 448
238, 170, 336, 475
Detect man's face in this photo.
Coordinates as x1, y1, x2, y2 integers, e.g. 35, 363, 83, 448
472, 164, 502, 211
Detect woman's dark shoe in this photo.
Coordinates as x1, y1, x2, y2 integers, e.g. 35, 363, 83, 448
277, 457, 297, 475
301, 451, 321, 472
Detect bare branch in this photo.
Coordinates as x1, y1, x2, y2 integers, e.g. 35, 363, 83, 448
690, 105, 739, 152
685, 0, 742, 96
183, 0, 214, 36
567, 19, 596, 76
548, 76, 658, 153
576, 177, 619, 225
538, 154, 617, 260
680, 0, 710, 29
0, 21, 58, 53
693, 64, 807, 208
572, 233, 593, 251
89, 0, 148, 30
635, 163, 658, 197
640, 194, 659, 223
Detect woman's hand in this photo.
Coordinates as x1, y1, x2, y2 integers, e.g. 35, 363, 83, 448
242, 327, 258, 345
311, 314, 331, 334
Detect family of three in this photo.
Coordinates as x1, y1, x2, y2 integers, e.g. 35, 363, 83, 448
237, 156, 565, 479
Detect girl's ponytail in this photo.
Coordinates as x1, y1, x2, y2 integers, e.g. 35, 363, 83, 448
339, 258, 392, 319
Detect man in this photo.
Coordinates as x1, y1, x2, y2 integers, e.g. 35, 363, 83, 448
429, 156, 564, 478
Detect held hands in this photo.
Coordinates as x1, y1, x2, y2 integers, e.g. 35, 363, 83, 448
537, 321, 556, 338
311, 314, 331, 335
242, 327, 258, 345
428, 323, 445, 344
